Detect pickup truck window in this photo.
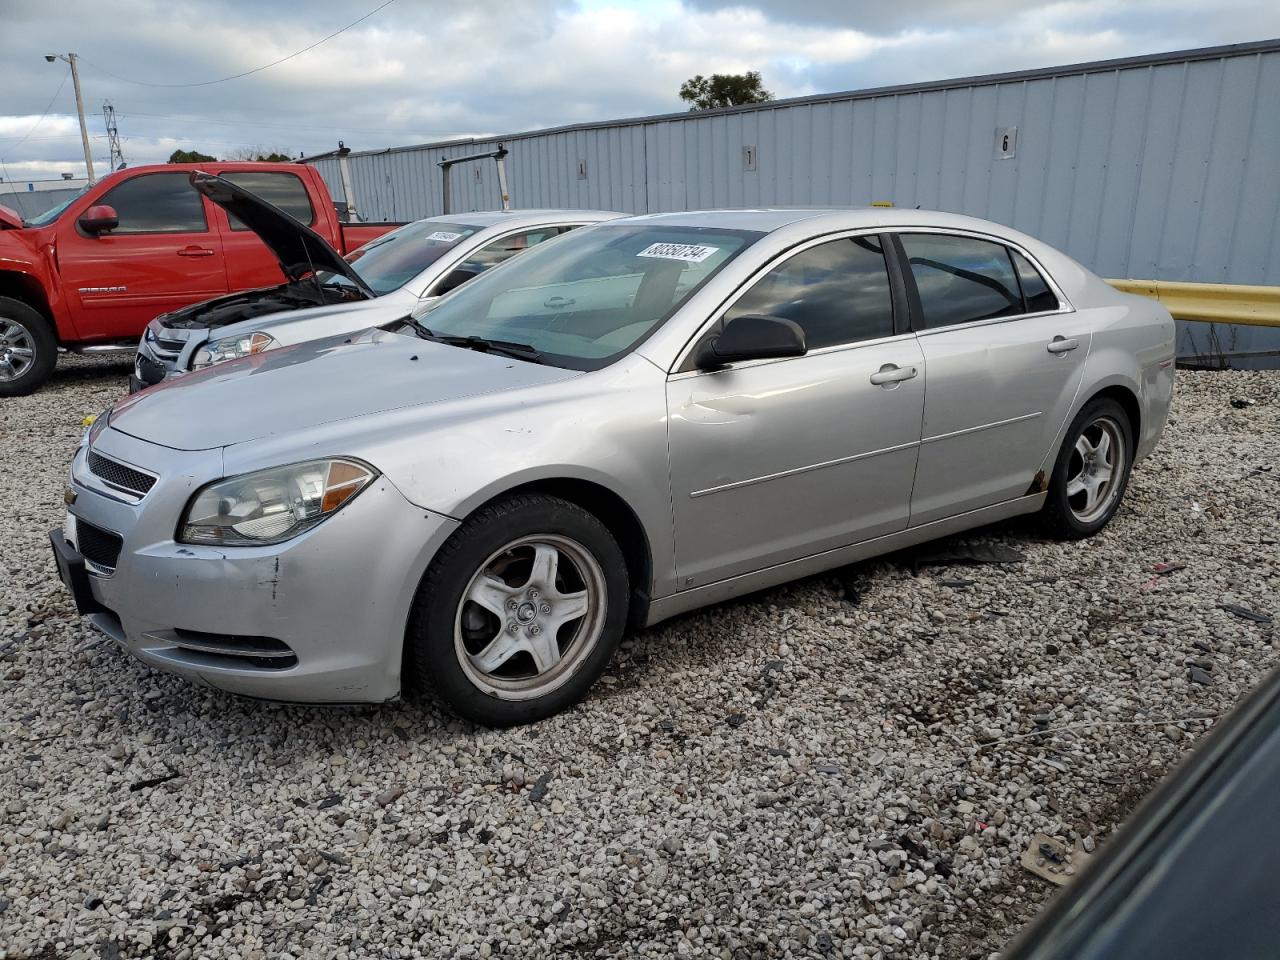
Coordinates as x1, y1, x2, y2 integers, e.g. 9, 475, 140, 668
97, 173, 208, 234
221, 172, 316, 229
25, 187, 90, 227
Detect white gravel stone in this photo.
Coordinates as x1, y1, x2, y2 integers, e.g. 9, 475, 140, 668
1, 357, 1277, 958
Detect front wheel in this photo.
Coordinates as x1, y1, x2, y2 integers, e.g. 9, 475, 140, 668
1041, 397, 1134, 540
404, 494, 629, 726
0, 297, 58, 397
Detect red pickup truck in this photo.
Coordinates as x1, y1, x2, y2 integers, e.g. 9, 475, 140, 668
0, 161, 400, 395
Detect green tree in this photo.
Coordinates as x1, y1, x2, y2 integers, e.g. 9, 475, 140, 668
679, 72, 774, 111
168, 148, 217, 163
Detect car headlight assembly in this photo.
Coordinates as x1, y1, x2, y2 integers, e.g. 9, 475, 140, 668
191, 331, 278, 370
179, 459, 376, 546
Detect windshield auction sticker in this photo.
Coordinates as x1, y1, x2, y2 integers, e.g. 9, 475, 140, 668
425, 231, 464, 243
636, 242, 719, 263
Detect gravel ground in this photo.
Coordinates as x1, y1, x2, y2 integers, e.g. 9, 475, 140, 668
1, 357, 1277, 960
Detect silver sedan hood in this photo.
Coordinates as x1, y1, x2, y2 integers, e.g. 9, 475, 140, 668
110, 327, 580, 451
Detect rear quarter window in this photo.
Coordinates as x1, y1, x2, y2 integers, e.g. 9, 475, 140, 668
1011, 249, 1060, 313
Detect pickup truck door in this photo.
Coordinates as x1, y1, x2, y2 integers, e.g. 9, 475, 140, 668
57, 171, 228, 340
211, 169, 322, 289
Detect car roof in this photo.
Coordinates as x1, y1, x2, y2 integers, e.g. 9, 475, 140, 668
425, 209, 623, 227
614, 206, 1034, 236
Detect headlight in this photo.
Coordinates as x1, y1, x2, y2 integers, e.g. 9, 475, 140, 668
191, 331, 278, 370
178, 458, 376, 546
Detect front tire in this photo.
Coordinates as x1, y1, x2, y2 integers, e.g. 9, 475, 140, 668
405, 494, 629, 726
0, 297, 57, 397
1042, 397, 1134, 540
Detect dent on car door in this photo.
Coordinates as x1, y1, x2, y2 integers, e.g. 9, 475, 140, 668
57, 172, 228, 339
896, 232, 1092, 527
666, 233, 925, 587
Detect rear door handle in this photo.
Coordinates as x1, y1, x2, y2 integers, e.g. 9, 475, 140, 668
869, 363, 919, 386
1047, 336, 1079, 354
177, 246, 215, 258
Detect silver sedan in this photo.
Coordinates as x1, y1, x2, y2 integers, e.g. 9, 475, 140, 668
53, 208, 1175, 725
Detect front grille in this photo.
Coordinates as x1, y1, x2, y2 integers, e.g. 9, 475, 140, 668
154, 336, 185, 355
76, 519, 123, 573
88, 451, 156, 497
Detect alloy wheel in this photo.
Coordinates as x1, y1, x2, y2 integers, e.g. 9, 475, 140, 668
0, 318, 36, 382
454, 534, 607, 700
1065, 414, 1126, 524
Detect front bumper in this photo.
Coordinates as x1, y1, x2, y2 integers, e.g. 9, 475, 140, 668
133, 320, 207, 391
55, 429, 458, 703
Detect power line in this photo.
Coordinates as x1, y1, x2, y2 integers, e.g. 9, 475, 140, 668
0, 67, 71, 153
118, 110, 422, 137
79, 0, 399, 88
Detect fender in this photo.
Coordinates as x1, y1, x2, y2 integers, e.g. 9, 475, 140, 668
0, 229, 78, 341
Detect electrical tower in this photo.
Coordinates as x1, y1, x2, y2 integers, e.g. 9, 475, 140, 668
102, 101, 126, 170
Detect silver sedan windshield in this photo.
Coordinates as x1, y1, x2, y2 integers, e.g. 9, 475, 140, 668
410, 224, 762, 369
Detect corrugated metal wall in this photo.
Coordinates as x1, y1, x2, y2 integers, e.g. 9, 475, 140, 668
315, 39, 1280, 292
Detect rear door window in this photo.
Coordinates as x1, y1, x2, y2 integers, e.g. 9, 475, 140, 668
96, 173, 208, 234
724, 234, 895, 349
220, 172, 316, 228
899, 233, 1023, 329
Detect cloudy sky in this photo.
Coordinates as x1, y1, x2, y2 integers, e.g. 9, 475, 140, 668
2, 0, 1278, 181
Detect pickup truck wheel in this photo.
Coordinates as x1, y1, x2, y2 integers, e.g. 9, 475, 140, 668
405, 494, 629, 727
0, 297, 57, 397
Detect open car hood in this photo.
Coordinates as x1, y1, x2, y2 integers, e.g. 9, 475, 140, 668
188, 171, 374, 298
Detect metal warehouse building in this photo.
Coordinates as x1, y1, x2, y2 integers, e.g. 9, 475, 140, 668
315, 38, 1280, 361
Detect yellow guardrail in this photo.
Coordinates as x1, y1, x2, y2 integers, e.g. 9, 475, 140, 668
1105, 279, 1280, 328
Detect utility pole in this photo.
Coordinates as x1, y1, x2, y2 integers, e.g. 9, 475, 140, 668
103, 100, 125, 171
45, 53, 95, 183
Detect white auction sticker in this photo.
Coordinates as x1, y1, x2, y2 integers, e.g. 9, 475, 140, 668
636, 242, 719, 263
425, 231, 463, 243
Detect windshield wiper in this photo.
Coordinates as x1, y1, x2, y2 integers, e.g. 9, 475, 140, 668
409, 324, 543, 363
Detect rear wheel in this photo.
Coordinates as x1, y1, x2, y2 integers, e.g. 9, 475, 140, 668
1042, 397, 1134, 539
0, 297, 57, 397
405, 494, 629, 726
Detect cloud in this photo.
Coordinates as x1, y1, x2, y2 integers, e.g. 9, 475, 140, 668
1, 0, 1277, 183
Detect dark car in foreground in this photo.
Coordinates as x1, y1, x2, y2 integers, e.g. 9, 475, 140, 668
1004, 665, 1280, 959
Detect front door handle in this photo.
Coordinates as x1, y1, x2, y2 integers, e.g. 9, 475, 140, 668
869, 363, 919, 386
177, 246, 215, 258
1047, 336, 1079, 354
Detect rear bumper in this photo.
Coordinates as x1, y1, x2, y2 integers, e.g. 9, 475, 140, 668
57, 432, 458, 703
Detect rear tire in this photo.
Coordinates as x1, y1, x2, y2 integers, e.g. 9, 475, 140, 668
404, 494, 629, 727
0, 297, 57, 397
1041, 397, 1134, 540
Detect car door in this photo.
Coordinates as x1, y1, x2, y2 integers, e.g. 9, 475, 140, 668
894, 231, 1092, 527
213, 169, 318, 290
666, 233, 925, 587
56, 171, 227, 340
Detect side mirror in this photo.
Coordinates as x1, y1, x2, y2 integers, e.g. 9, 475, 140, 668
434, 265, 482, 296
695, 314, 807, 370
78, 204, 119, 236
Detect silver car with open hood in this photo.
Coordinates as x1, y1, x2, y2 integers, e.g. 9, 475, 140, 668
131, 172, 620, 390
